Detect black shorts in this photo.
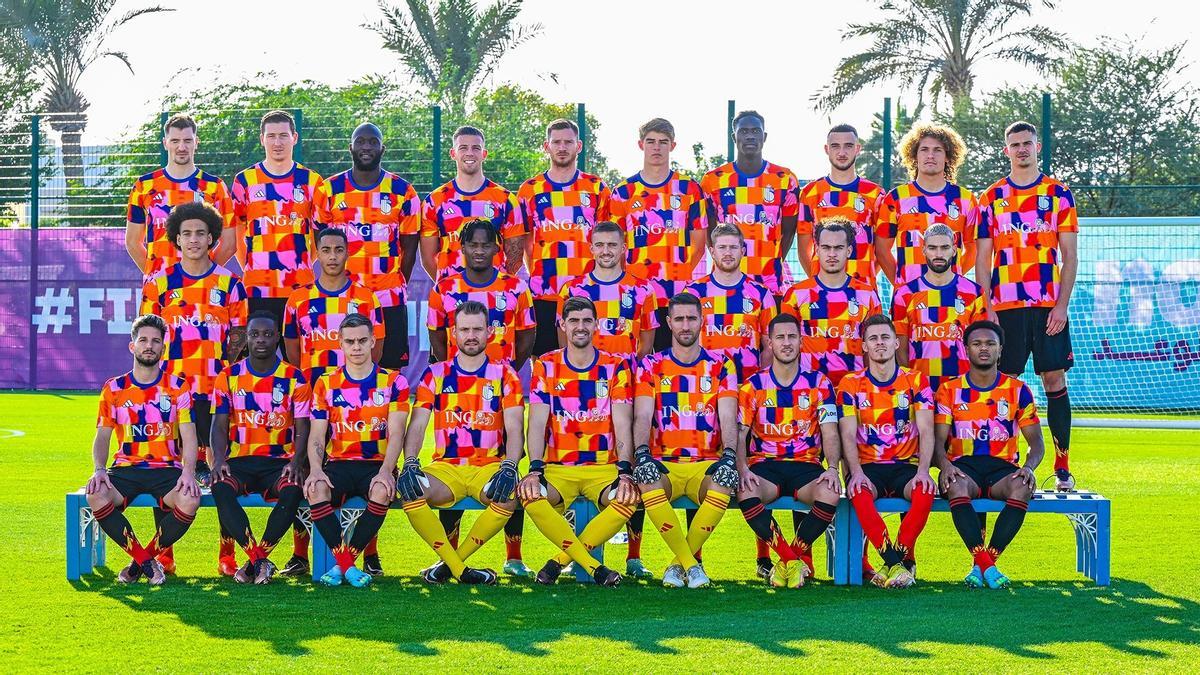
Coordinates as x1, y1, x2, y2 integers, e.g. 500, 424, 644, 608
325, 460, 387, 506
193, 395, 213, 451
224, 456, 296, 499
380, 304, 409, 370
861, 462, 918, 498
652, 305, 672, 352
997, 307, 1073, 375
532, 298, 560, 357
750, 460, 825, 498
108, 466, 182, 507
952, 455, 1019, 496
247, 297, 288, 331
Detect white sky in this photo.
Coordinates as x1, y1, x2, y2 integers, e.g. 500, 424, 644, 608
79, 0, 1200, 179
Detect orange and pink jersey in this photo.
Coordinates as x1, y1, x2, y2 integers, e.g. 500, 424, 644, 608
98, 369, 193, 469
891, 273, 985, 392
700, 161, 801, 294
313, 169, 421, 308
683, 273, 777, 382
798, 176, 885, 287
518, 170, 609, 299
422, 179, 525, 278
781, 276, 882, 386
935, 373, 1039, 464
414, 358, 523, 466
212, 358, 311, 459
558, 271, 659, 366
231, 162, 323, 298
738, 368, 836, 465
283, 278, 384, 383
977, 174, 1078, 312
140, 262, 248, 398
311, 366, 410, 461
607, 171, 707, 300
837, 367, 933, 464
877, 181, 978, 284
127, 168, 234, 279
427, 270, 534, 364
636, 349, 737, 462
531, 349, 632, 465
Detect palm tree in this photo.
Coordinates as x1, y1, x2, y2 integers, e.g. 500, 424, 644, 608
813, 0, 1067, 115
1, 0, 172, 187
367, 0, 543, 114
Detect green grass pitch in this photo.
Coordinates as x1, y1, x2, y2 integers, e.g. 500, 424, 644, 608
1, 392, 1198, 671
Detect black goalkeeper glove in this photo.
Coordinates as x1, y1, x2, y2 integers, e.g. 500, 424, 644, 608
485, 459, 519, 502
705, 447, 740, 489
633, 444, 668, 485
395, 458, 427, 502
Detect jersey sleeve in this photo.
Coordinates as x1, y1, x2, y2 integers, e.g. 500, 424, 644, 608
504, 190, 526, 238
515, 282, 535, 331
292, 373, 312, 419
796, 184, 816, 237
313, 180, 332, 226
420, 194, 440, 238
400, 183, 421, 236
780, 285, 800, 317
611, 359, 632, 404
390, 373, 412, 415
212, 370, 231, 414
228, 279, 248, 327
310, 377, 329, 420
634, 355, 656, 399
230, 173, 249, 228
961, 190, 980, 250
413, 367, 436, 410
911, 371, 934, 411
214, 179, 235, 230
836, 377, 857, 420
737, 381, 756, 428
174, 381, 193, 424
688, 181, 707, 232
363, 291, 385, 339
934, 384, 953, 426
501, 365, 524, 410
717, 357, 737, 399
530, 357, 551, 406
890, 284, 911, 336
1016, 383, 1040, 428
639, 286, 660, 332
781, 172, 801, 219
97, 384, 116, 429
867, 289, 882, 317
282, 292, 301, 340
816, 374, 837, 425
1058, 184, 1079, 233
875, 192, 899, 239
139, 277, 160, 316
426, 283, 448, 331
758, 291, 778, 336
126, 179, 147, 225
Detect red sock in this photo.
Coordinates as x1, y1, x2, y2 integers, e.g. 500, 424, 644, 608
505, 534, 522, 561
157, 545, 174, 562
972, 547, 995, 572
897, 485, 934, 557
1054, 447, 1070, 473
364, 536, 379, 557
626, 528, 642, 560
219, 536, 236, 561
292, 526, 309, 558
333, 546, 357, 571
850, 490, 893, 554
755, 537, 771, 560
799, 549, 813, 573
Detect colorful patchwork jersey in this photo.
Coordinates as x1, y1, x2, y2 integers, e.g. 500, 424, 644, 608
127, 168, 235, 278
738, 368, 836, 465
140, 263, 248, 398
414, 358, 523, 466
935, 373, 1039, 463
518, 170, 609, 299
891, 273, 985, 392
283, 279, 385, 383
427, 270, 534, 364
607, 171, 707, 299
798, 176, 885, 287
977, 174, 1079, 311
781, 276, 882, 386
531, 349, 632, 465
683, 274, 777, 382
97, 369, 193, 469
635, 349, 737, 462
311, 366, 410, 461
877, 181, 979, 284
313, 169, 421, 308
422, 179, 525, 278
700, 161, 801, 294
837, 367, 933, 465
559, 271, 659, 364
212, 358, 311, 459
231, 162, 323, 299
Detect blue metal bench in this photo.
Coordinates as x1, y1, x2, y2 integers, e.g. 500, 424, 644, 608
844, 490, 1111, 586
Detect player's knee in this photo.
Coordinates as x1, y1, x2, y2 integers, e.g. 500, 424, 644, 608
1041, 369, 1066, 390
943, 481, 970, 500
276, 484, 303, 507
174, 493, 200, 514
85, 491, 113, 511
307, 482, 331, 502
368, 483, 394, 505
210, 479, 237, 501
1010, 480, 1034, 502
815, 485, 840, 504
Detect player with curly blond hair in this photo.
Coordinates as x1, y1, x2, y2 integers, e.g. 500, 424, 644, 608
874, 123, 979, 285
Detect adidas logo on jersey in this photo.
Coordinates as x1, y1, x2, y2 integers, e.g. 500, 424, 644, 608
916, 303, 927, 310
337, 200, 347, 210
660, 376, 671, 387
254, 189, 266, 200
334, 393, 346, 404
443, 385, 454, 393
722, 188, 734, 198
555, 381, 566, 391
957, 403, 969, 411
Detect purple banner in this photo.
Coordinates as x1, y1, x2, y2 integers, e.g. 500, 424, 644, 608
0, 228, 435, 390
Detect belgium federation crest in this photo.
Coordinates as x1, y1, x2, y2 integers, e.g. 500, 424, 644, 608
482, 382, 496, 401
854, 196, 866, 213
997, 398, 1011, 418
293, 186, 306, 202
954, 297, 966, 314
621, 290, 634, 308
348, 301, 359, 315
192, 192, 204, 203
272, 384, 285, 406
897, 392, 910, 409
764, 186, 776, 203
699, 375, 713, 393
1038, 195, 1051, 211
209, 287, 224, 305
484, 202, 496, 219
798, 393, 811, 410
847, 298, 861, 316
372, 390, 386, 406
495, 293, 508, 311
379, 195, 392, 215
670, 194, 681, 210
948, 203, 961, 219
596, 379, 609, 398
580, 192, 591, 207
157, 393, 172, 413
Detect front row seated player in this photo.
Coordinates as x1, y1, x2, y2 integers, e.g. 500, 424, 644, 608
389, 301, 521, 586
303, 313, 410, 588
85, 314, 202, 585
632, 293, 740, 589
523, 296, 637, 586
735, 313, 844, 588
837, 314, 936, 589
935, 320, 1045, 589
208, 311, 311, 584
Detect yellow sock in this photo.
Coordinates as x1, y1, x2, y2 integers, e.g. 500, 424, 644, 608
642, 488, 697, 568
402, 499, 466, 577
524, 498, 599, 574
683, 490, 730, 565
552, 501, 635, 566
456, 502, 513, 561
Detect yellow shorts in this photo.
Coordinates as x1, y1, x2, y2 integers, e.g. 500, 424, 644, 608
664, 460, 715, 502
543, 464, 618, 508
422, 462, 502, 507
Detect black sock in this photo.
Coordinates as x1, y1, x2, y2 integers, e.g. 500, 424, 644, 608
440, 508, 463, 544
503, 506, 525, 537
155, 506, 196, 549
949, 498, 986, 551
792, 510, 805, 539
309, 501, 344, 548
627, 506, 645, 535
261, 485, 304, 552
987, 500, 1029, 558
738, 498, 778, 542
1046, 387, 1072, 467
93, 501, 146, 561
793, 501, 836, 549
211, 480, 251, 548
348, 500, 389, 552
685, 508, 697, 528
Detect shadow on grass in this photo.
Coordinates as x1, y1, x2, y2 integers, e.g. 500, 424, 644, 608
71, 570, 1200, 660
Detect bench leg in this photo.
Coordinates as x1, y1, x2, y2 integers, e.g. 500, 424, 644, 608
66, 494, 84, 581
570, 500, 600, 583
310, 520, 335, 582
843, 501, 864, 586
831, 499, 852, 585
1067, 512, 1101, 583
1095, 502, 1111, 586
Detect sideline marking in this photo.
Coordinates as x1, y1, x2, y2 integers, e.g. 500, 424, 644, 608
0, 429, 26, 439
